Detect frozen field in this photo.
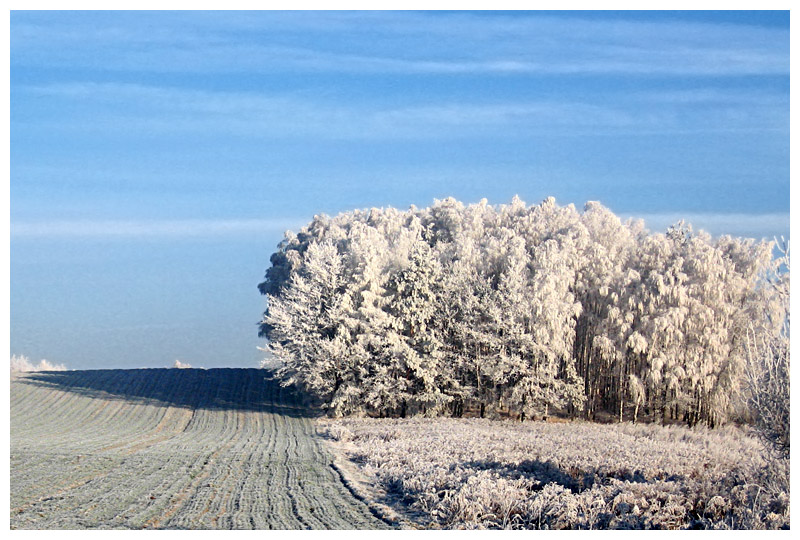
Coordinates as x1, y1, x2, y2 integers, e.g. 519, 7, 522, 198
10, 368, 389, 530
321, 417, 790, 529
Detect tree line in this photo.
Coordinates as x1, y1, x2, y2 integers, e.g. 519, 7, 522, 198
259, 197, 788, 427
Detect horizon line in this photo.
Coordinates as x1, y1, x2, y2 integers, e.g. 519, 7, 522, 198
10, 212, 789, 240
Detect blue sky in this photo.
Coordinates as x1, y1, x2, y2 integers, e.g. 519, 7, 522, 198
10, 10, 790, 370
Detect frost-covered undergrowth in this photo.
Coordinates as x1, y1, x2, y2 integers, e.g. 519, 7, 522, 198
320, 418, 789, 530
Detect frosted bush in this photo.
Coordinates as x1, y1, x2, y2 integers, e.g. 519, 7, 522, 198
320, 417, 789, 530
11, 354, 67, 373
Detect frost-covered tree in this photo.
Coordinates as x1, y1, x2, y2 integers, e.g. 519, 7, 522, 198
486, 199, 585, 420
570, 201, 639, 420
261, 239, 359, 413
744, 321, 790, 457
258, 197, 783, 425
383, 240, 449, 416
743, 241, 790, 457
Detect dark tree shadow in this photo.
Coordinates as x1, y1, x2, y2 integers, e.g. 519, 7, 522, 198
462, 459, 587, 491
461, 459, 653, 492
15, 368, 320, 418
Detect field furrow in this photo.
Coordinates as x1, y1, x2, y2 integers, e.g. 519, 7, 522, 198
10, 368, 390, 530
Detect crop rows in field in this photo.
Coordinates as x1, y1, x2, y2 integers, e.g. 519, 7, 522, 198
321, 417, 790, 529
10, 368, 390, 530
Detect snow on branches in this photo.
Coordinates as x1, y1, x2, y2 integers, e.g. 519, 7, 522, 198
259, 197, 787, 425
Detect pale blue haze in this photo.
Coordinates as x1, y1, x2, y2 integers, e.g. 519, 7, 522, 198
10, 11, 789, 369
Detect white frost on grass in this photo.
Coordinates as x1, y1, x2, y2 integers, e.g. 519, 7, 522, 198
320, 417, 790, 530
10, 354, 67, 373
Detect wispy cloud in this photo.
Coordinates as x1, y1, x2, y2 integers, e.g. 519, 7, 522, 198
11, 12, 789, 76
17, 81, 787, 140
11, 218, 309, 238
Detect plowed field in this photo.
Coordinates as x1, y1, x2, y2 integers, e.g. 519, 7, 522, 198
10, 368, 389, 530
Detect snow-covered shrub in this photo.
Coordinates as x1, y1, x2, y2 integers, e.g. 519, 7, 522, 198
10, 354, 67, 373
